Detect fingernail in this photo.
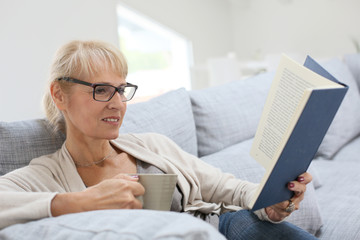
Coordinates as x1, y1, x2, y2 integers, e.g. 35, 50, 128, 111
288, 182, 295, 188
130, 175, 139, 179
297, 177, 305, 182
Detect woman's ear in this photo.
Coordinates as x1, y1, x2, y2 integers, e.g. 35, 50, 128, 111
50, 82, 66, 110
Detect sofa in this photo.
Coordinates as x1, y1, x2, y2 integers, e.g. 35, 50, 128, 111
1, 54, 360, 239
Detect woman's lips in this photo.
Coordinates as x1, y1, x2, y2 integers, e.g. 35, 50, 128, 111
102, 117, 120, 125
102, 118, 119, 122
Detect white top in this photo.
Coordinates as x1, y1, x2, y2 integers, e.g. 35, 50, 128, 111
0, 133, 272, 229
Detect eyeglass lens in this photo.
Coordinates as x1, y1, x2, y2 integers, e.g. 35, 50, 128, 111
94, 85, 136, 102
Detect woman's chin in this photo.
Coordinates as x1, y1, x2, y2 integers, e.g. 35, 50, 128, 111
95, 131, 119, 141
107, 132, 120, 140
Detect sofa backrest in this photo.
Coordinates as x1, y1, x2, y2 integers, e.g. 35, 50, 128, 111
0, 119, 65, 175
343, 53, 360, 92
2, 55, 360, 175
190, 71, 274, 157
120, 87, 198, 156
190, 55, 360, 158
315, 56, 360, 158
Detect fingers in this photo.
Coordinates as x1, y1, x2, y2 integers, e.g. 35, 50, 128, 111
129, 179, 145, 197
112, 174, 145, 196
113, 177, 145, 197
266, 172, 313, 221
267, 197, 300, 221
288, 181, 306, 197
113, 173, 140, 182
265, 202, 292, 221
84, 177, 145, 211
120, 191, 143, 209
296, 172, 312, 184
278, 200, 294, 215
288, 172, 312, 196
287, 173, 308, 211
113, 179, 144, 209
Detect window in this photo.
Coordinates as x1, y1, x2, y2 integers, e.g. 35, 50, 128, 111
117, 4, 193, 102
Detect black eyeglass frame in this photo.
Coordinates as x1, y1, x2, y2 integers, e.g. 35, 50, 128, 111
57, 77, 138, 102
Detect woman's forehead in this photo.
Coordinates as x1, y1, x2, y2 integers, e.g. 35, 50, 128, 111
83, 71, 126, 85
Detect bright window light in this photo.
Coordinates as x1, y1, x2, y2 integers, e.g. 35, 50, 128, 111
117, 4, 193, 102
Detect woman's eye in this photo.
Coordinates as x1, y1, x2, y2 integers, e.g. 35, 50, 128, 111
118, 88, 125, 95
95, 86, 111, 95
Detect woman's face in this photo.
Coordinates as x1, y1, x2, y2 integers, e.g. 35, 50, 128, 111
60, 71, 127, 141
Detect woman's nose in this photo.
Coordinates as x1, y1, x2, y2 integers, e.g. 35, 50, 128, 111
108, 91, 126, 108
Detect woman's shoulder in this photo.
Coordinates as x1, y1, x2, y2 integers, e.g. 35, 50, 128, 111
29, 146, 63, 167
0, 147, 68, 192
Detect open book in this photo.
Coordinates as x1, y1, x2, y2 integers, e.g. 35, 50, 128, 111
249, 55, 348, 211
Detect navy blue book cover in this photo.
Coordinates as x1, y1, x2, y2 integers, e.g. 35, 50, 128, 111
251, 56, 348, 211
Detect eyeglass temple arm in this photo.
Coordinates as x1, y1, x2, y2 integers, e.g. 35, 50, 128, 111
59, 77, 137, 89
57, 77, 93, 87
126, 82, 138, 90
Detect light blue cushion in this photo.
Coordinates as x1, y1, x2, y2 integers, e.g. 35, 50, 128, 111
200, 139, 264, 183
201, 139, 323, 235
312, 137, 360, 239
0, 119, 65, 176
120, 88, 198, 156
0, 210, 226, 240
190, 72, 274, 157
343, 53, 360, 91
317, 58, 360, 158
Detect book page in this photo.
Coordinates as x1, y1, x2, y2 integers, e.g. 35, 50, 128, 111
250, 55, 341, 169
257, 68, 314, 160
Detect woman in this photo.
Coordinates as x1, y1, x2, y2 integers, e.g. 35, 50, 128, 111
0, 40, 317, 239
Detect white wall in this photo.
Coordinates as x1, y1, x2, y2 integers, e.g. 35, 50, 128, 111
118, 0, 360, 64
1, 0, 359, 122
231, 0, 360, 61
0, 0, 119, 122
120, 0, 360, 87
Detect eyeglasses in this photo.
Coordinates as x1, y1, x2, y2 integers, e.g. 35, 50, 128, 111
57, 77, 138, 102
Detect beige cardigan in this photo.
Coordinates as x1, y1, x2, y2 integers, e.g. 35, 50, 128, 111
0, 133, 271, 229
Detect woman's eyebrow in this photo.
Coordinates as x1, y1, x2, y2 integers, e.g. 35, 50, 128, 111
95, 82, 127, 87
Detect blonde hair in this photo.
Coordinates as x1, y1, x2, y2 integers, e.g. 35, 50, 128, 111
43, 40, 128, 133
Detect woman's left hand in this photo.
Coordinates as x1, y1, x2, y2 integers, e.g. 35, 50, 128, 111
265, 172, 312, 222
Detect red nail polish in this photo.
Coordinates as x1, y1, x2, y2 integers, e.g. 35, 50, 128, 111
288, 182, 295, 188
297, 177, 305, 182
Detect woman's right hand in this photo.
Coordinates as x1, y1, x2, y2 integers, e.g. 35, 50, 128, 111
51, 174, 145, 216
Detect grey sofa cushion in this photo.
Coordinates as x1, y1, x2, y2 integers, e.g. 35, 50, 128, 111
190, 72, 274, 157
317, 58, 360, 158
0, 119, 65, 176
120, 88, 197, 156
343, 53, 360, 91
0, 210, 226, 240
312, 136, 360, 239
201, 138, 265, 183
201, 138, 323, 235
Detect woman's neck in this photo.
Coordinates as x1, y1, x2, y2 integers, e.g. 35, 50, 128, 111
65, 134, 114, 167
